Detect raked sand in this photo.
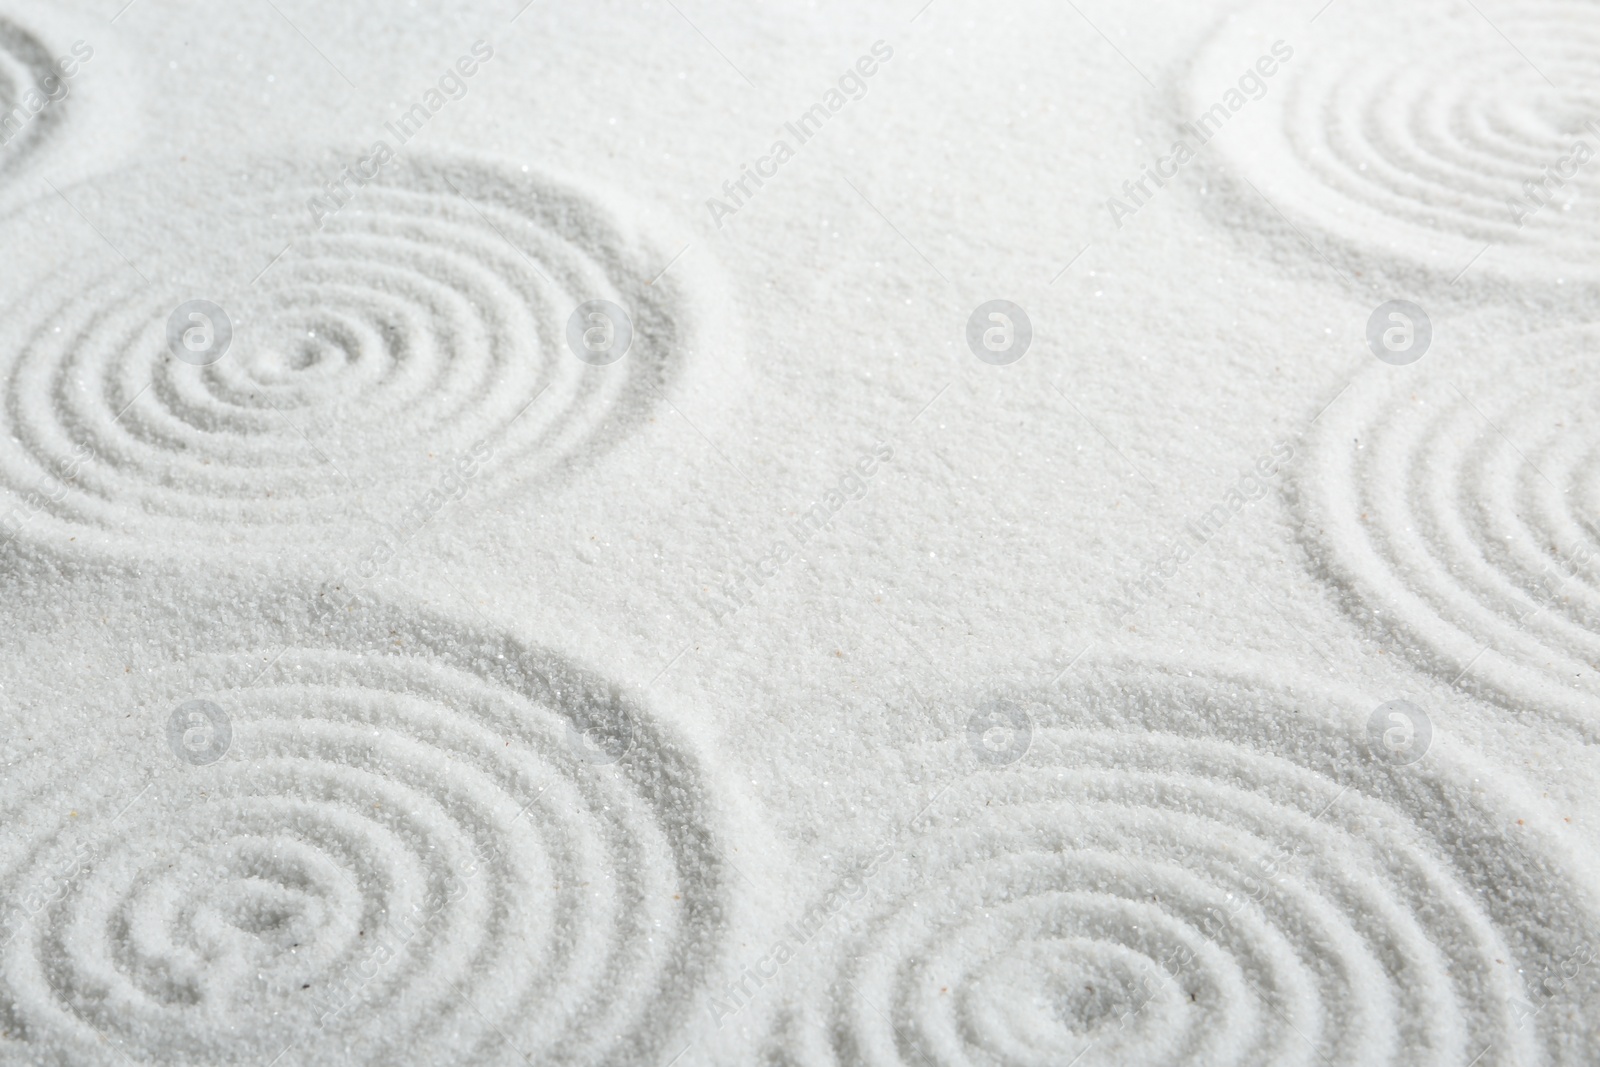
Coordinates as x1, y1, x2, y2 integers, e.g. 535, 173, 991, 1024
1, 0, 1599, 1064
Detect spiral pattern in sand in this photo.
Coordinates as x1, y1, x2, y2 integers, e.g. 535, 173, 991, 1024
1299, 326, 1600, 727
1188, 0, 1600, 290
0, 155, 684, 556
774, 663, 1600, 1066
0, 16, 65, 174
0, 623, 724, 1066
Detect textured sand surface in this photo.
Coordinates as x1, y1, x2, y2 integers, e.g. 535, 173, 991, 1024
1, 1, 1598, 1064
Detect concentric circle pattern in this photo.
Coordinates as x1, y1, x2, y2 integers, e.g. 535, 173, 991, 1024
0, 618, 725, 1066
0, 155, 684, 556
773, 663, 1600, 1066
1189, 0, 1600, 290
0, 16, 65, 174
1298, 326, 1600, 727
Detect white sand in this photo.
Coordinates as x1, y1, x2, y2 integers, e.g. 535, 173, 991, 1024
1, 0, 1599, 1064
